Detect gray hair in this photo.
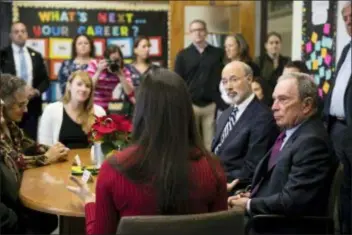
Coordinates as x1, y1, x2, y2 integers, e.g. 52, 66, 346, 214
243, 63, 253, 78
0, 74, 27, 105
278, 72, 318, 110
342, 2, 351, 14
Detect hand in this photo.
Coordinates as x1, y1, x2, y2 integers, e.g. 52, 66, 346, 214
27, 87, 40, 99
97, 59, 108, 73
66, 176, 95, 204
45, 142, 69, 163
228, 196, 249, 210
227, 179, 239, 192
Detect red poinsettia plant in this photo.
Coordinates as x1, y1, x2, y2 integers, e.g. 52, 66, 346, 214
88, 114, 133, 155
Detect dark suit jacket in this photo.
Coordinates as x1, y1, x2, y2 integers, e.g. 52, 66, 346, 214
0, 45, 49, 116
211, 97, 279, 182
250, 116, 337, 217
324, 42, 352, 126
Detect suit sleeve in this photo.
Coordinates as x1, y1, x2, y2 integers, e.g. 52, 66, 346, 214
35, 54, 50, 93
233, 112, 278, 181
250, 136, 333, 215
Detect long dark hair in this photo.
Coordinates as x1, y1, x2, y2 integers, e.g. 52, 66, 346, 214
71, 34, 95, 59
133, 35, 151, 64
252, 76, 273, 107
109, 68, 209, 214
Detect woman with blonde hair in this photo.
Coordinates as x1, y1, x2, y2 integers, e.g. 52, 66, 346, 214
38, 70, 106, 148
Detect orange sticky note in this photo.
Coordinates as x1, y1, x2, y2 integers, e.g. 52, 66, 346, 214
321, 48, 327, 58
311, 32, 318, 43
312, 60, 319, 70
323, 81, 330, 94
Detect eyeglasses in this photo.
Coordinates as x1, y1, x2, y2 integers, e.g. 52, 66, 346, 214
190, 28, 205, 33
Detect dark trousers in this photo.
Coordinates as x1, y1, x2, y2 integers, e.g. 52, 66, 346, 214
19, 206, 58, 234
329, 119, 350, 234
18, 112, 39, 141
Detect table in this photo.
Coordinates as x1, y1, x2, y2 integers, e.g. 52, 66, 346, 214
20, 149, 96, 234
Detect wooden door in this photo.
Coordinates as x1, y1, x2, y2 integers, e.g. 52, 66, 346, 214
168, 1, 256, 69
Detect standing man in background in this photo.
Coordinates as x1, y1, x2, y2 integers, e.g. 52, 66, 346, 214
324, 2, 351, 234
0, 22, 49, 140
174, 19, 224, 150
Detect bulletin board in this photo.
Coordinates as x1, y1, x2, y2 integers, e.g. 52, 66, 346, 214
301, 1, 337, 95
12, 1, 169, 102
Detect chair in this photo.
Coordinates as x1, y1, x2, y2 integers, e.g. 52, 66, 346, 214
245, 164, 344, 235
117, 207, 245, 235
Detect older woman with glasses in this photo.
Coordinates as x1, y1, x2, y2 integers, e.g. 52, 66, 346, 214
0, 73, 69, 234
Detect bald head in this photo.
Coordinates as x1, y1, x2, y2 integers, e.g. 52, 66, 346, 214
10, 22, 28, 47
221, 61, 253, 105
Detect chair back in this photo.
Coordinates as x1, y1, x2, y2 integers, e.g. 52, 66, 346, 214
327, 164, 344, 231
117, 208, 245, 235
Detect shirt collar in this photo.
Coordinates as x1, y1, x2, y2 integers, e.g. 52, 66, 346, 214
233, 93, 255, 112
11, 43, 26, 53
283, 121, 304, 140
192, 42, 208, 52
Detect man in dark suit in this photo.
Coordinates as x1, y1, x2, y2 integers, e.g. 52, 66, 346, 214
0, 21, 49, 140
323, 3, 351, 234
212, 61, 279, 189
228, 72, 336, 227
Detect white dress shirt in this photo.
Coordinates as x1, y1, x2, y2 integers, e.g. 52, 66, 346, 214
329, 43, 351, 118
12, 43, 33, 87
233, 93, 255, 121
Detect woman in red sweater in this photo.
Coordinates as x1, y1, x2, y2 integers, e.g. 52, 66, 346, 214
67, 68, 228, 235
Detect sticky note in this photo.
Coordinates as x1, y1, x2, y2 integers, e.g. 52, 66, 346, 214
323, 81, 330, 94
82, 170, 92, 184
319, 66, 325, 78
305, 42, 312, 53
326, 69, 332, 80
310, 52, 317, 61
318, 88, 323, 98
312, 60, 319, 70
318, 56, 323, 65
305, 60, 312, 70
324, 54, 332, 66
321, 48, 327, 58
315, 41, 321, 51
323, 23, 331, 35
314, 74, 320, 84
322, 36, 333, 49
311, 32, 318, 43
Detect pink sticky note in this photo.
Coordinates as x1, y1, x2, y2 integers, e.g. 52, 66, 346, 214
305, 42, 312, 53
323, 23, 331, 35
318, 88, 323, 98
324, 54, 332, 66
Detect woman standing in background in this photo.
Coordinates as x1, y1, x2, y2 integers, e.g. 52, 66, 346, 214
58, 34, 95, 95
254, 32, 291, 90
87, 45, 134, 113
125, 36, 159, 88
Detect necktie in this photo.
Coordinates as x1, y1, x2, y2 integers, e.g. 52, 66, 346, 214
267, 132, 286, 170
250, 132, 286, 197
214, 107, 238, 155
19, 47, 28, 82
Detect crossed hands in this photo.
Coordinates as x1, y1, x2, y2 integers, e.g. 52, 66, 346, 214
227, 179, 250, 210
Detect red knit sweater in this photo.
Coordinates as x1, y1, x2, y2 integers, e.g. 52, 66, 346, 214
84, 146, 228, 235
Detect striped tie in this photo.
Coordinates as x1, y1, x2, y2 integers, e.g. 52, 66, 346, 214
19, 47, 28, 82
214, 107, 238, 155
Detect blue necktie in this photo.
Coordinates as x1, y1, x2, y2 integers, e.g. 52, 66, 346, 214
214, 107, 238, 155
19, 47, 28, 82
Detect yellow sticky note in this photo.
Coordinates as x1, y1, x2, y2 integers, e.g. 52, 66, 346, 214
312, 60, 319, 70
321, 48, 327, 58
323, 81, 330, 94
311, 32, 318, 43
